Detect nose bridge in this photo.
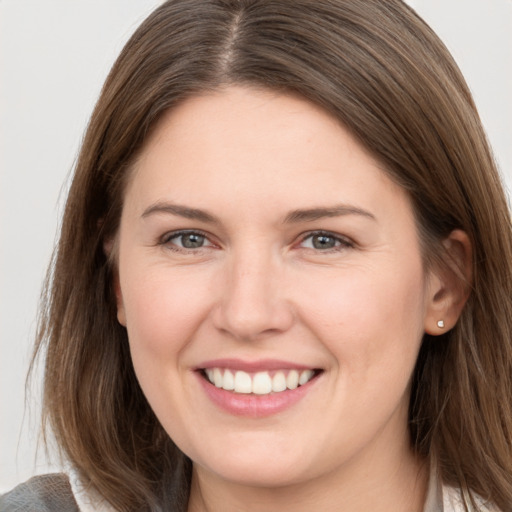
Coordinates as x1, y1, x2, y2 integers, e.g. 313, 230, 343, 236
215, 243, 293, 340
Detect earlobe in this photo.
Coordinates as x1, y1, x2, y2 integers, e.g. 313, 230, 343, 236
114, 274, 127, 327
424, 229, 472, 335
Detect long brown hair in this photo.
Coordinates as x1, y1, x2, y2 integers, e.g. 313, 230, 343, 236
34, 1, 512, 510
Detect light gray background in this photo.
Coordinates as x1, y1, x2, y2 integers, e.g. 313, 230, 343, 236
1, 0, 511, 492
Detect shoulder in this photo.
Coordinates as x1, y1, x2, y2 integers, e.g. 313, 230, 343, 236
0, 474, 79, 512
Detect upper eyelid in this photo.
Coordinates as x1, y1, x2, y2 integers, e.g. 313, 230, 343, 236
159, 229, 217, 250
161, 228, 210, 241
298, 230, 354, 245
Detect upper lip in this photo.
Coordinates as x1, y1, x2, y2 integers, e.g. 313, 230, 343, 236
196, 358, 319, 372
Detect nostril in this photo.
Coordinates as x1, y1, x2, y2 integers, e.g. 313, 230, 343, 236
212, 300, 295, 342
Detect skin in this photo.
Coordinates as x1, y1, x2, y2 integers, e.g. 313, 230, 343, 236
114, 86, 468, 511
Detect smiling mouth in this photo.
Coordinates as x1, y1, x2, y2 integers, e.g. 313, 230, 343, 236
201, 368, 322, 395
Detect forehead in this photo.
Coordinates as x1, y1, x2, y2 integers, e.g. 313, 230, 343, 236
123, 86, 414, 230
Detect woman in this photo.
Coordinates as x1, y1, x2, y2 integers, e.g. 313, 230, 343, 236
2, 0, 511, 511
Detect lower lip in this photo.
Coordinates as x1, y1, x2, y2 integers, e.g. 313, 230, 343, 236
196, 372, 320, 418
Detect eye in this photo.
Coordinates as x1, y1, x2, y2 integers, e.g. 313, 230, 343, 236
299, 231, 353, 251
161, 230, 214, 250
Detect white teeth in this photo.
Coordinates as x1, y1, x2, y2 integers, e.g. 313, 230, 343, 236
286, 370, 299, 390
272, 371, 287, 392
222, 369, 235, 391
204, 367, 317, 395
299, 369, 314, 385
234, 371, 252, 393
213, 368, 223, 388
252, 372, 272, 394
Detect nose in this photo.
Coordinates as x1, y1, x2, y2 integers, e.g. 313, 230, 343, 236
212, 249, 295, 341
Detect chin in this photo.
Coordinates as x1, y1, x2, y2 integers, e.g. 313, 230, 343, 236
189, 438, 323, 489
201, 459, 310, 489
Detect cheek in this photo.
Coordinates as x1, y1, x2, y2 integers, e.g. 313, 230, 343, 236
118, 265, 217, 434
296, 261, 427, 372
120, 264, 214, 359
293, 263, 427, 445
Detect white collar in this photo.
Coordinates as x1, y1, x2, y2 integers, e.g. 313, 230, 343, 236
423, 459, 498, 512
68, 468, 114, 512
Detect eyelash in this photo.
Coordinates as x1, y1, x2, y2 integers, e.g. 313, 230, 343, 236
298, 230, 354, 252
158, 229, 354, 253
159, 230, 214, 252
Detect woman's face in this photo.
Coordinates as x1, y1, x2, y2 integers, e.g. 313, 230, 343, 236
116, 86, 438, 489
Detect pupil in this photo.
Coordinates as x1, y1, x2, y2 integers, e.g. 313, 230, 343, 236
182, 233, 204, 248
313, 235, 335, 249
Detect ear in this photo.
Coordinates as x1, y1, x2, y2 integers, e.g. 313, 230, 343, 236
113, 271, 127, 327
424, 229, 472, 335
103, 237, 127, 327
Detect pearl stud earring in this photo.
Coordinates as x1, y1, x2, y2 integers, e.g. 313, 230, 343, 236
437, 320, 445, 329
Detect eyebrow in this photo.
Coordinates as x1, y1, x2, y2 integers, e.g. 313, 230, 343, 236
141, 201, 376, 224
142, 202, 219, 224
284, 205, 376, 223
